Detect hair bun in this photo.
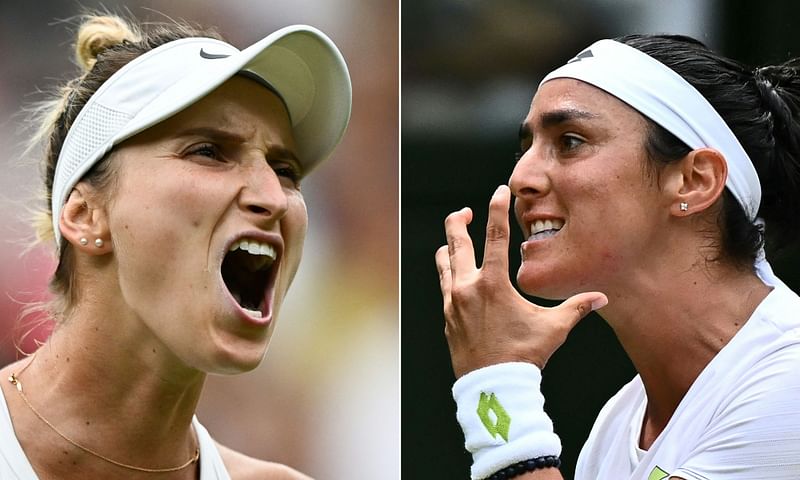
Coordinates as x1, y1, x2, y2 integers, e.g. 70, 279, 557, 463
75, 15, 140, 72
753, 63, 800, 140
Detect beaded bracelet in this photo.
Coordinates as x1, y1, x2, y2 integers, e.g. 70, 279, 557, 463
488, 456, 561, 480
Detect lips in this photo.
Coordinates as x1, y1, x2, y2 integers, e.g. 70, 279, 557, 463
219, 232, 283, 326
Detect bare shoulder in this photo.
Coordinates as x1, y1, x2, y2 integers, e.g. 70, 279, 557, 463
216, 442, 313, 480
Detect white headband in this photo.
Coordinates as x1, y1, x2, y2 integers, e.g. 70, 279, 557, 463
52, 25, 352, 248
541, 39, 761, 221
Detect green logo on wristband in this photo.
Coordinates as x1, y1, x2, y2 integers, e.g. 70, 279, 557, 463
477, 392, 511, 442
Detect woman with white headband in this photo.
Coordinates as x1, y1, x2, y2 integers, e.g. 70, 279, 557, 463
437, 34, 800, 480
0, 13, 350, 479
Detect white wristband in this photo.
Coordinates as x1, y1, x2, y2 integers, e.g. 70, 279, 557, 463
452, 362, 561, 480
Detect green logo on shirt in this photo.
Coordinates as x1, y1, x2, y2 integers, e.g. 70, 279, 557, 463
477, 392, 510, 442
648, 466, 669, 480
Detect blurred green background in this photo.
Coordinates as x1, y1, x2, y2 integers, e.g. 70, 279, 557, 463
402, 0, 800, 478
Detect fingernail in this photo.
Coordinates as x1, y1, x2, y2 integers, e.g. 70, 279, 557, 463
591, 297, 608, 311
494, 185, 506, 196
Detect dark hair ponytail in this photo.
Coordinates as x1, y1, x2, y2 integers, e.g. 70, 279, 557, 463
752, 61, 800, 246
616, 34, 800, 267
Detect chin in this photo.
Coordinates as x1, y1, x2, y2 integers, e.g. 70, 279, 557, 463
194, 332, 273, 375
516, 264, 574, 301
204, 347, 268, 375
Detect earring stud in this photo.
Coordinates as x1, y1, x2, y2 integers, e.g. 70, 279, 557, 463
94, 238, 104, 248
79, 238, 88, 246
680, 202, 689, 212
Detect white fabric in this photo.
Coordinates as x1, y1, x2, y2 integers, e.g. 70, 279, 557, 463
0, 386, 37, 480
52, 24, 352, 248
0, 386, 230, 479
576, 283, 800, 480
453, 362, 561, 480
194, 417, 233, 480
541, 39, 761, 221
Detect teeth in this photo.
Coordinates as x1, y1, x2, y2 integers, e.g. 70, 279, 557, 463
529, 219, 564, 236
242, 307, 263, 319
228, 239, 277, 261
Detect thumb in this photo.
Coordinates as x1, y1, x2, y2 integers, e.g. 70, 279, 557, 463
553, 291, 608, 330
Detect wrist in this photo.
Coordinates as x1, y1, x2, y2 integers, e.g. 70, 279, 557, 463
455, 355, 547, 379
453, 362, 561, 480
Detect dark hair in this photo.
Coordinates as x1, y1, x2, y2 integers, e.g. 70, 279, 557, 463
30, 14, 222, 319
615, 34, 800, 269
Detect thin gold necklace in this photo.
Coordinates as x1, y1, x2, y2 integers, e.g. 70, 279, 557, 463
7, 360, 199, 473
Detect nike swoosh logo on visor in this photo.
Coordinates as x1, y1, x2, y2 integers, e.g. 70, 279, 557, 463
199, 48, 231, 59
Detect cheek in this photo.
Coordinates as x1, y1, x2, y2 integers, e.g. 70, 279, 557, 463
280, 195, 308, 283
115, 166, 228, 235
109, 168, 230, 286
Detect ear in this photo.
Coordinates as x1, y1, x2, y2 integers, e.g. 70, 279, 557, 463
666, 148, 728, 217
58, 183, 112, 255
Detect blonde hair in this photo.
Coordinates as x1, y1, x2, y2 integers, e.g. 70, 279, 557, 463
30, 14, 141, 246
28, 13, 222, 321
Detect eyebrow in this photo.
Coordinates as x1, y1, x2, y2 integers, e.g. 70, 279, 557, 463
176, 126, 301, 164
519, 108, 600, 142
177, 126, 249, 144
540, 108, 599, 128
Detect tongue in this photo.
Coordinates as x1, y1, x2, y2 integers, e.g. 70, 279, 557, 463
231, 291, 263, 313
231, 288, 260, 310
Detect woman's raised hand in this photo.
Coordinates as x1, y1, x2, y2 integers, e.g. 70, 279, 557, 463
435, 185, 608, 378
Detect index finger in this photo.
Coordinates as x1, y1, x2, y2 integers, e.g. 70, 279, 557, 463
481, 185, 511, 272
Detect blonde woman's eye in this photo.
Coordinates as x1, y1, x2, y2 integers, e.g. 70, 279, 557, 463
273, 164, 301, 186
188, 143, 222, 160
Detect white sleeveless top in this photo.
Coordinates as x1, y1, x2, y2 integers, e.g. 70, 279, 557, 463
0, 388, 231, 479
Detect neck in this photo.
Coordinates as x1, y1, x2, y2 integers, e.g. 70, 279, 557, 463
599, 254, 770, 443
5, 300, 205, 476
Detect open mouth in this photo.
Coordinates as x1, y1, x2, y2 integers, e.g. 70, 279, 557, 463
528, 219, 565, 241
221, 238, 278, 320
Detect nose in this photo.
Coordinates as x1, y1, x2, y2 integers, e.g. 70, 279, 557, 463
238, 161, 289, 223
509, 148, 550, 200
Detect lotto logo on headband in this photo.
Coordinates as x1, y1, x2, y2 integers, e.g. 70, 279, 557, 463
567, 48, 594, 64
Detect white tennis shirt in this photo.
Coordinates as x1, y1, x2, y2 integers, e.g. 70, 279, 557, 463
0, 388, 231, 479
576, 283, 800, 480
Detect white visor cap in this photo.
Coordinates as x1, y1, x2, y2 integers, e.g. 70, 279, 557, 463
52, 24, 352, 248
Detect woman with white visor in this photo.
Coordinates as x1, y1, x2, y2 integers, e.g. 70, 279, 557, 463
1, 13, 350, 479
437, 34, 800, 479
